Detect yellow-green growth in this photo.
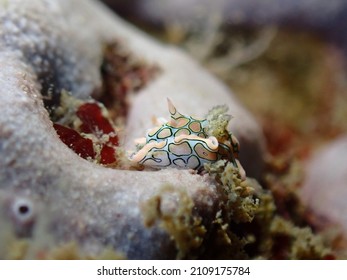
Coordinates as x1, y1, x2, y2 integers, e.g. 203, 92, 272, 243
205, 105, 232, 140
200, 160, 259, 258
142, 185, 206, 259
270, 216, 332, 260
205, 160, 258, 224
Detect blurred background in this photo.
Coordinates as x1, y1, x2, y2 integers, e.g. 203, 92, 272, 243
96, 2, 347, 250
100, 0, 347, 161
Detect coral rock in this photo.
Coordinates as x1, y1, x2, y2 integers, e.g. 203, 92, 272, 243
301, 136, 347, 234
0, 0, 265, 258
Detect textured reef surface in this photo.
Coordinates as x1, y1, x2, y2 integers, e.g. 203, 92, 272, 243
0, 0, 344, 259
0, 0, 264, 259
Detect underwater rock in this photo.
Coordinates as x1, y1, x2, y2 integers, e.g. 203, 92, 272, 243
0, 0, 265, 259
301, 136, 347, 234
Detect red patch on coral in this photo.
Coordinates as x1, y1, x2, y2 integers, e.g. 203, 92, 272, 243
53, 123, 95, 159
54, 101, 119, 165
100, 145, 117, 164
76, 102, 119, 164
77, 103, 116, 138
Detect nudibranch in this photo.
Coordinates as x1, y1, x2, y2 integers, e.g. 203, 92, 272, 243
130, 99, 246, 179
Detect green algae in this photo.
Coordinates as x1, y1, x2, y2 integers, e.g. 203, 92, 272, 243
142, 185, 207, 259
140, 156, 333, 259
205, 105, 231, 140
241, 166, 333, 259
141, 161, 259, 259
203, 161, 259, 259
205, 160, 258, 224
269, 216, 331, 260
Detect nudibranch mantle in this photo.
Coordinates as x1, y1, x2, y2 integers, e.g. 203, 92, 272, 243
130, 99, 245, 177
